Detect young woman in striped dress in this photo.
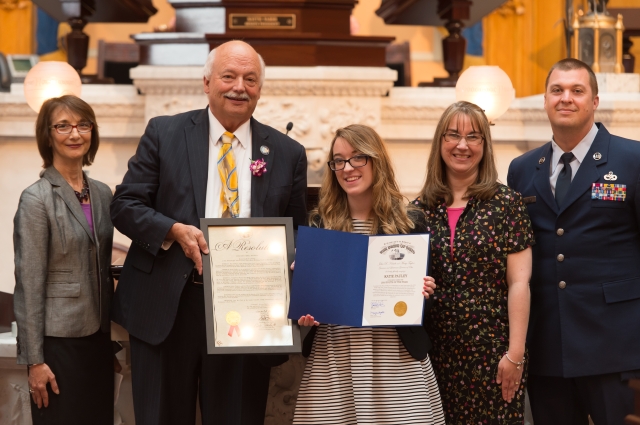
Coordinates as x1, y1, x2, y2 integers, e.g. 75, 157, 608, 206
293, 124, 445, 425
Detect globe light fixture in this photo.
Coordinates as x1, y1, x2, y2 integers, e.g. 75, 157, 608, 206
23, 61, 82, 113
455, 66, 515, 124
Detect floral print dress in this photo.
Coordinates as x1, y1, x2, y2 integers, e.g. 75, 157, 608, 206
413, 185, 534, 425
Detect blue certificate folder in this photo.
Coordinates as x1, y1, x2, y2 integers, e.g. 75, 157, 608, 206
288, 226, 427, 327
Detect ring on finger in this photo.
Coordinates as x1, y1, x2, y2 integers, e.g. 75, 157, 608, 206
29, 388, 34, 393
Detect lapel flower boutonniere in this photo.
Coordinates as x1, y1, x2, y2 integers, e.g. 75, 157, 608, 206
250, 158, 267, 177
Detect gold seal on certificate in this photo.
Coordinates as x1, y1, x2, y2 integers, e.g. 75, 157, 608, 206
394, 301, 407, 317
226, 311, 241, 337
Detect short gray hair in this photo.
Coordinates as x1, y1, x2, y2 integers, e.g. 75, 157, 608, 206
202, 44, 266, 87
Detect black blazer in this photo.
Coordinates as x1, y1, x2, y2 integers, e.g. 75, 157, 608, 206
302, 210, 434, 361
508, 123, 640, 378
110, 108, 307, 345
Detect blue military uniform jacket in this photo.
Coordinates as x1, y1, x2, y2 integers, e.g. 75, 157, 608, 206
507, 123, 640, 378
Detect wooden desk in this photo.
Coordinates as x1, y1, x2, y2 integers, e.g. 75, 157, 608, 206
206, 33, 394, 67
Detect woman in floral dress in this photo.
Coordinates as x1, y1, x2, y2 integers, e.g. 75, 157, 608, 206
413, 101, 534, 424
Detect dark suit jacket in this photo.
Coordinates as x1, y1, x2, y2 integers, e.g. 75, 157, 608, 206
110, 108, 307, 345
13, 167, 113, 364
507, 123, 640, 378
302, 210, 434, 361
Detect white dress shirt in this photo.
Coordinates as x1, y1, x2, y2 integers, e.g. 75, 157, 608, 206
549, 123, 598, 196
161, 111, 253, 250
205, 109, 252, 218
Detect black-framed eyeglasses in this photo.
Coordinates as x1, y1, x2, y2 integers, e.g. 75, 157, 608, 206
443, 132, 484, 145
50, 122, 93, 135
328, 155, 370, 171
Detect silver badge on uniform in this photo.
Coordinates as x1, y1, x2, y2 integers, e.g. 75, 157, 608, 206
260, 145, 270, 155
604, 171, 618, 181
593, 152, 602, 160
539, 157, 545, 164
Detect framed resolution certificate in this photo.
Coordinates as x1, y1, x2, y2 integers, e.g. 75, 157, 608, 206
289, 226, 430, 327
200, 217, 301, 354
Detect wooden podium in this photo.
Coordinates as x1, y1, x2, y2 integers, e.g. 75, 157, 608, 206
205, 0, 393, 66
205, 33, 394, 67
135, 0, 394, 67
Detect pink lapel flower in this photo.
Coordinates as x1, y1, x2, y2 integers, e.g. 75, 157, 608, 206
249, 158, 267, 177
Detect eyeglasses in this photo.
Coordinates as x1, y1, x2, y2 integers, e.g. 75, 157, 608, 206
328, 155, 370, 171
443, 132, 484, 146
50, 122, 93, 135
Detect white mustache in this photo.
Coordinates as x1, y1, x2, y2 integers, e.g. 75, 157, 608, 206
224, 92, 250, 100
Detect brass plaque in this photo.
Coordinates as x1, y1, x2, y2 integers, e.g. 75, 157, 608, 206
229, 14, 296, 30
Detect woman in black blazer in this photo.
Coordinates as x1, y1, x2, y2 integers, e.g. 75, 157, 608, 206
292, 124, 445, 425
13, 95, 117, 425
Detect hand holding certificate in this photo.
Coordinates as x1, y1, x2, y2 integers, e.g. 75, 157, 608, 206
200, 218, 301, 354
289, 226, 431, 327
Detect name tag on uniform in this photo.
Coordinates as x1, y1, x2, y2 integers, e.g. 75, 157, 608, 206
592, 183, 626, 201
523, 196, 536, 204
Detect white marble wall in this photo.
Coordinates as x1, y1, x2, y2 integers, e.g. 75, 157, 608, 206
1, 67, 638, 424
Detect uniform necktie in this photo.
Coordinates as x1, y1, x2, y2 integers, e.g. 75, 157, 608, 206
555, 152, 575, 206
217, 131, 239, 218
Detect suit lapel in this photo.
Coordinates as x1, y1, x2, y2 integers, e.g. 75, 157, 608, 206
44, 167, 94, 243
185, 108, 210, 219
250, 118, 273, 218
86, 175, 101, 244
533, 143, 558, 213
558, 125, 610, 215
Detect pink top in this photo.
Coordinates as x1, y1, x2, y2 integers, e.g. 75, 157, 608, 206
81, 203, 93, 234
447, 207, 465, 258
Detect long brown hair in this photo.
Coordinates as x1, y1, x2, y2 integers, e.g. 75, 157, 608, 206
419, 101, 499, 208
310, 124, 414, 235
36, 95, 100, 169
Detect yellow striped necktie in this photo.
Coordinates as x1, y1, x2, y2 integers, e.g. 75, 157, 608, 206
217, 131, 239, 218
